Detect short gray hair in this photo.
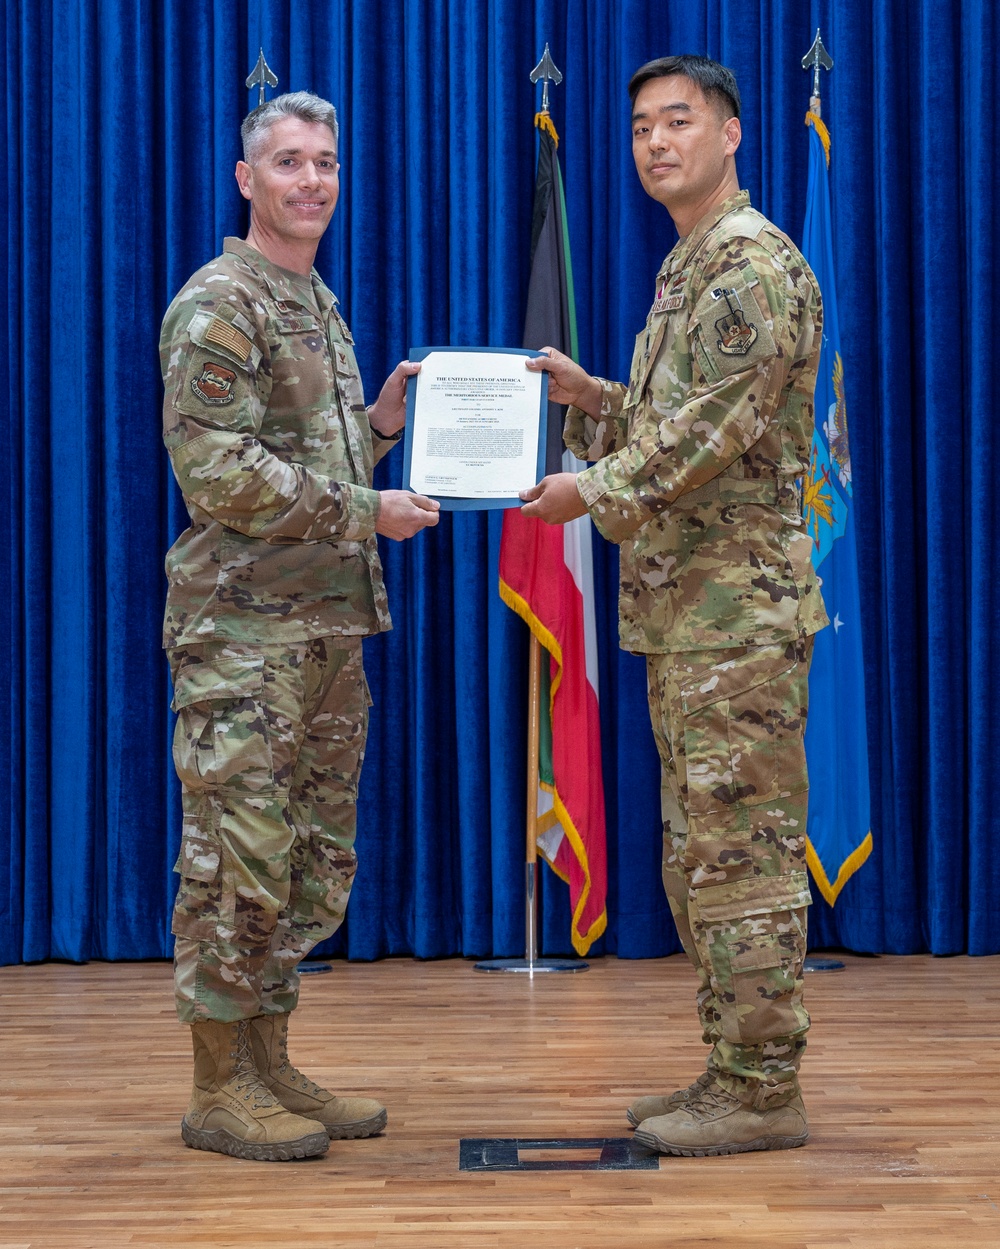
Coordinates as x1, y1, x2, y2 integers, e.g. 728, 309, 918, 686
241, 91, 339, 163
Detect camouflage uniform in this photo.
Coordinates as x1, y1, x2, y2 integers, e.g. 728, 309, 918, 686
161, 237, 397, 1024
565, 191, 828, 1101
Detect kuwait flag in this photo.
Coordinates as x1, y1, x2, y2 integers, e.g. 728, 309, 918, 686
498, 112, 608, 956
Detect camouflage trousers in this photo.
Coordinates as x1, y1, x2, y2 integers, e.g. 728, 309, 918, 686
168, 637, 369, 1024
646, 636, 814, 1104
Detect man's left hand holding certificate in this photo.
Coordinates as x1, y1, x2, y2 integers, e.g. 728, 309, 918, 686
401, 348, 548, 510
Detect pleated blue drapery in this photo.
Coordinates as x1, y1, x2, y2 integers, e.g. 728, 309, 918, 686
2, 0, 997, 965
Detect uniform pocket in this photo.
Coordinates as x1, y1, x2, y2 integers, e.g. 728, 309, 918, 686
171, 656, 274, 793
171, 309, 258, 426
691, 262, 778, 384
681, 644, 799, 817
272, 309, 327, 363
692, 872, 811, 1045
170, 813, 234, 939
274, 311, 320, 335
677, 645, 807, 889
172, 827, 222, 883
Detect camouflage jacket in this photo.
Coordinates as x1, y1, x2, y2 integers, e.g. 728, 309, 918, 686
567, 191, 829, 654
160, 238, 397, 648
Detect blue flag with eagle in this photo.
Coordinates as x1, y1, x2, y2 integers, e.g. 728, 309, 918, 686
801, 110, 873, 905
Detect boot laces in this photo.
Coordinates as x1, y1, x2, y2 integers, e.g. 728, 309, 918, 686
231, 1022, 280, 1109
275, 1028, 325, 1097
683, 1084, 742, 1121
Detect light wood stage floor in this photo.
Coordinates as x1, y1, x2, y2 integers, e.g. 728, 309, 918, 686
0, 954, 997, 1248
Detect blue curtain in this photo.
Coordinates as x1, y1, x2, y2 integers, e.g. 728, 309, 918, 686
2, 0, 997, 966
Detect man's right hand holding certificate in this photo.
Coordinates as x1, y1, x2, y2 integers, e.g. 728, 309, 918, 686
519, 346, 597, 524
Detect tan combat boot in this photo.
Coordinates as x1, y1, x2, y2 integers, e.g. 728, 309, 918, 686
248, 1013, 387, 1140
633, 1079, 808, 1156
182, 1018, 330, 1161
626, 1070, 717, 1127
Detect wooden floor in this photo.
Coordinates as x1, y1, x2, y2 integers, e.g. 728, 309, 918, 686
0, 954, 997, 1248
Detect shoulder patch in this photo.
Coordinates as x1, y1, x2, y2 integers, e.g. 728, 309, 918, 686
711, 287, 758, 355
190, 361, 237, 406
204, 317, 253, 363
692, 264, 778, 383
186, 309, 260, 370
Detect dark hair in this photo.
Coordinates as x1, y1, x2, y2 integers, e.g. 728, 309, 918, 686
628, 55, 741, 121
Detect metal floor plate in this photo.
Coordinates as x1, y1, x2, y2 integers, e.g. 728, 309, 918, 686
459, 1137, 659, 1172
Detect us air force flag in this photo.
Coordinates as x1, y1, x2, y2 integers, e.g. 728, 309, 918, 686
801, 111, 873, 904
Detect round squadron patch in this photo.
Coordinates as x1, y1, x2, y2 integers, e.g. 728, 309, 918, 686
191, 360, 237, 406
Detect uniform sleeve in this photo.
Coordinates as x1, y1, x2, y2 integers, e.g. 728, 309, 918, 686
563, 378, 629, 461
160, 280, 381, 544
577, 243, 792, 544
369, 423, 402, 467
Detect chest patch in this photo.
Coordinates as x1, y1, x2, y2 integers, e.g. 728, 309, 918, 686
191, 360, 236, 406
712, 286, 759, 355
652, 274, 687, 314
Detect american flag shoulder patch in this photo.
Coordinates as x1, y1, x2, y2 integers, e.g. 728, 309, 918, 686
204, 317, 253, 363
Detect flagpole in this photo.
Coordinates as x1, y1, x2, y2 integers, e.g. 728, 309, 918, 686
475, 621, 586, 974
475, 44, 589, 975
524, 633, 541, 967
800, 28, 845, 976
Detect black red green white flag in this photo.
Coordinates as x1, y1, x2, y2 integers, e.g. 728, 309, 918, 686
498, 116, 608, 956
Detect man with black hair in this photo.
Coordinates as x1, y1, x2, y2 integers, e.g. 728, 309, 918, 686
522, 55, 827, 1156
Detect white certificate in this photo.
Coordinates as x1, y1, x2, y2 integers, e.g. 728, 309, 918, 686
402, 348, 548, 510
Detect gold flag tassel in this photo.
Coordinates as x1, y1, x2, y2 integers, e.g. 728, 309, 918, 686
805, 110, 831, 166
535, 110, 559, 146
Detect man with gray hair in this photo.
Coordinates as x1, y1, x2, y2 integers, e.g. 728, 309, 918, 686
160, 91, 439, 1161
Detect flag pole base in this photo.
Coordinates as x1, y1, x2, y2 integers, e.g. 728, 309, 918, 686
803, 956, 845, 972
474, 958, 588, 973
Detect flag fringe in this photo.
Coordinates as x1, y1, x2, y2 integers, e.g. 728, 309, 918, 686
806, 831, 873, 906
498, 577, 565, 698
499, 575, 607, 955
551, 788, 608, 956
535, 111, 559, 146
805, 111, 831, 166
535, 779, 607, 955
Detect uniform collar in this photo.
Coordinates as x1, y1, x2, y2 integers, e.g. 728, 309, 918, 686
661, 189, 752, 277
223, 236, 335, 310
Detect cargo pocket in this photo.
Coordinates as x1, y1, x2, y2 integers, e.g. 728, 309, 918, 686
171, 655, 274, 793
681, 644, 800, 817
692, 872, 811, 1045
170, 816, 235, 939
172, 826, 222, 882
